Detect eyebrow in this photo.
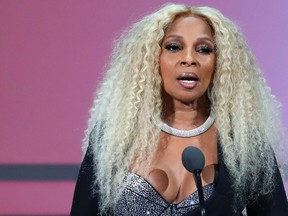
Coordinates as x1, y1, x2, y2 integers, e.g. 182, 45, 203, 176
164, 35, 214, 43
198, 37, 214, 43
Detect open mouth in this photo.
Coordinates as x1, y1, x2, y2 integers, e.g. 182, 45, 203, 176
176, 73, 199, 88
177, 73, 199, 82
177, 77, 199, 82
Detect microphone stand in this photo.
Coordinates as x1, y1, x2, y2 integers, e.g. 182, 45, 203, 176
181, 146, 206, 216
194, 169, 206, 216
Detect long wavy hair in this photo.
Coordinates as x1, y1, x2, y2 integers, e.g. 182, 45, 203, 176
83, 3, 285, 213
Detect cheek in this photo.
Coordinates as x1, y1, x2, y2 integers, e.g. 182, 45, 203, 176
201, 58, 215, 84
159, 52, 176, 70
159, 55, 169, 76
205, 56, 216, 75
159, 58, 171, 86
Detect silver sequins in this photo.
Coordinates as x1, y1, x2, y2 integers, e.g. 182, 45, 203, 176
114, 172, 214, 215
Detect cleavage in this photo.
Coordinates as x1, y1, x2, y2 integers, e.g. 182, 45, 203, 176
146, 164, 217, 204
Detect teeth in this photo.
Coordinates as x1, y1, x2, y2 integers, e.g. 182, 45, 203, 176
181, 80, 195, 83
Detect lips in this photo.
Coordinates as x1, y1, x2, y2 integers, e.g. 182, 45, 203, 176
177, 72, 199, 88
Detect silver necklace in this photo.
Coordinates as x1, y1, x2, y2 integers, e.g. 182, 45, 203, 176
160, 114, 215, 138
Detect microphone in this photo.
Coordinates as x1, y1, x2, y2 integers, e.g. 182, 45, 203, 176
182, 146, 206, 216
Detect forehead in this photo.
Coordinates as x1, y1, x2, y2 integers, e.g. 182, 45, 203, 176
164, 15, 213, 39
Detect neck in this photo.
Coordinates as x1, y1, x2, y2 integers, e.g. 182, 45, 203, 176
162, 94, 210, 130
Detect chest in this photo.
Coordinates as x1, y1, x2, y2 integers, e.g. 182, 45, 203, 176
137, 129, 218, 203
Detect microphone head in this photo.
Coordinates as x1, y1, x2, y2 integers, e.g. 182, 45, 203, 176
182, 146, 205, 173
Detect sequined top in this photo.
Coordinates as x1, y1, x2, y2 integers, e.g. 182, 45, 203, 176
71, 142, 288, 215
114, 172, 214, 216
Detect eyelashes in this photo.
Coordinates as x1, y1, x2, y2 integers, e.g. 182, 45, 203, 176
164, 42, 214, 54
164, 43, 182, 52
196, 44, 214, 54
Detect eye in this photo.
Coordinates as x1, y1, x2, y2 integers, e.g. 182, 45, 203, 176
196, 44, 214, 54
164, 43, 182, 52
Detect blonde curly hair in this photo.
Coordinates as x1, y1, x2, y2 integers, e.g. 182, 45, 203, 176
83, 3, 285, 213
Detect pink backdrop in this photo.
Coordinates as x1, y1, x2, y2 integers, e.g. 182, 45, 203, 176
0, 0, 287, 215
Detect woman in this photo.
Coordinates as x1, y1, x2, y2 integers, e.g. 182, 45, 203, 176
71, 4, 288, 215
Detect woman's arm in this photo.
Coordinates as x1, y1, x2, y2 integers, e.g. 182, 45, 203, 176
70, 143, 99, 215
246, 163, 288, 215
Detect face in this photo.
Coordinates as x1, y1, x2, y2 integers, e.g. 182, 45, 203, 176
159, 15, 216, 105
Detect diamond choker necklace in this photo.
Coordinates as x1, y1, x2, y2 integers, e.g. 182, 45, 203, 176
160, 114, 215, 138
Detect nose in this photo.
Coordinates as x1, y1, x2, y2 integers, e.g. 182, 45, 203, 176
180, 49, 197, 66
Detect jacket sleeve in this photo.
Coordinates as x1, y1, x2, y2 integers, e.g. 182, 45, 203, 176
246, 163, 288, 215
70, 142, 100, 216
